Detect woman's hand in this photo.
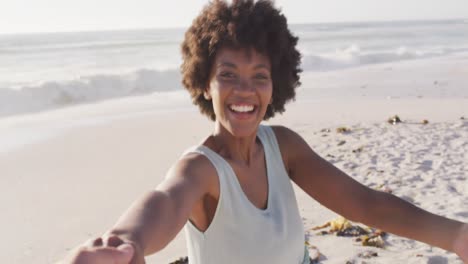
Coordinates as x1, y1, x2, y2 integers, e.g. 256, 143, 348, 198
454, 223, 468, 262
60, 235, 144, 264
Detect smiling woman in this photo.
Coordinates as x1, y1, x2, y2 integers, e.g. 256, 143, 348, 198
59, 0, 468, 264
180, 0, 301, 122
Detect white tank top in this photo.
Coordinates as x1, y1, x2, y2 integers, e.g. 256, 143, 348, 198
182, 125, 309, 264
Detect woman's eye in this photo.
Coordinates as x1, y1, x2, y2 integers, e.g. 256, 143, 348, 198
254, 74, 269, 80
220, 71, 235, 78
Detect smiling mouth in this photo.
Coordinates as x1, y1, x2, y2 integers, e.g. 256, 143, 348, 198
227, 104, 258, 118
229, 104, 256, 113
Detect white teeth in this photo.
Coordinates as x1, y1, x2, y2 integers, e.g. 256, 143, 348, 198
230, 104, 254, 113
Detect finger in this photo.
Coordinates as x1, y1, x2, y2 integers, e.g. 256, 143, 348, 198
92, 245, 134, 264
122, 241, 145, 264
117, 243, 135, 259
84, 237, 103, 248
92, 237, 104, 247
103, 234, 125, 247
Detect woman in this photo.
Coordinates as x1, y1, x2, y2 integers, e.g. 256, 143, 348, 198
62, 0, 468, 263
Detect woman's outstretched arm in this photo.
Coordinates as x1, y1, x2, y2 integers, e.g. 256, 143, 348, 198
61, 153, 217, 264
273, 126, 467, 261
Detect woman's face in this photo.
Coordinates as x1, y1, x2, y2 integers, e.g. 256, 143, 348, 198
205, 47, 273, 137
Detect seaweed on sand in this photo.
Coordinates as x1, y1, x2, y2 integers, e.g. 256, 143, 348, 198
312, 217, 387, 248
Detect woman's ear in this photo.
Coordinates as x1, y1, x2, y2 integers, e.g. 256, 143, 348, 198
203, 89, 212, 100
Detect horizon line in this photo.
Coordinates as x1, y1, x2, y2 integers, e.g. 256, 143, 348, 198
1, 17, 466, 37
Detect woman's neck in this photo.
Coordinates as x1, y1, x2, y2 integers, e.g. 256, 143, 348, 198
210, 122, 260, 166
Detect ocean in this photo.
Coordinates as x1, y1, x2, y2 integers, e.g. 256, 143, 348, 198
1, 19, 467, 117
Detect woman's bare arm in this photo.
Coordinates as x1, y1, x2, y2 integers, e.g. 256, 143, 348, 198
102, 153, 216, 260
273, 126, 466, 254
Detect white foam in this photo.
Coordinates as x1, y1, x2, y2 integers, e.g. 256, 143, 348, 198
300, 44, 468, 72
0, 68, 183, 117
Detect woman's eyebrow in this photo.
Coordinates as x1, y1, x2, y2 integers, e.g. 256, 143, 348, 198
217, 62, 237, 68
217, 62, 270, 70
253, 64, 270, 70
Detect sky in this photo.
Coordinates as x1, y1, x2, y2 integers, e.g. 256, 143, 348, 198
1, 0, 468, 34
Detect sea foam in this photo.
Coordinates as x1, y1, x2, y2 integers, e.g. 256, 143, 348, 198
301, 44, 468, 71
0, 69, 182, 117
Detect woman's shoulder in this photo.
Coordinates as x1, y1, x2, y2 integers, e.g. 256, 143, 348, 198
268, 125, 303, 148
157, 150, 219, 211
168, 148, 219, 186
269, 124, 314, 160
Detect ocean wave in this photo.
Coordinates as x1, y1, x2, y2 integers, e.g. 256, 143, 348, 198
301, 44, 468, 71
2, 44, 467, 118
0, 68, 183, 117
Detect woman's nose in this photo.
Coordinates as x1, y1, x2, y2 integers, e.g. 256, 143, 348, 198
234, 78, 255, 94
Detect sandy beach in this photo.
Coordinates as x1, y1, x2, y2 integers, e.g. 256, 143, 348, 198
1, 55, 467, 263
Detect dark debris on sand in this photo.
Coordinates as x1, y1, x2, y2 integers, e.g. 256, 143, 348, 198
387, 115, 402, 125
358, 250, 379, 259
336, 127, 352, 134
312, 217, 387, 248
337, 226, 369, 237
169, 256, 188, 264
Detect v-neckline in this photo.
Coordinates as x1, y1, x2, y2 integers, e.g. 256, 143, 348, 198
199, 130, 272, 214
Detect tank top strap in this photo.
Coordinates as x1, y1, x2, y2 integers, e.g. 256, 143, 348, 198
257, 125, 278, 156
257, 125, 287, 173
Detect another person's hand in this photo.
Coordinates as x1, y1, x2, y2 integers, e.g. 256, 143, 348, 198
60, 235, 143, 264
454, 223, 468, 263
